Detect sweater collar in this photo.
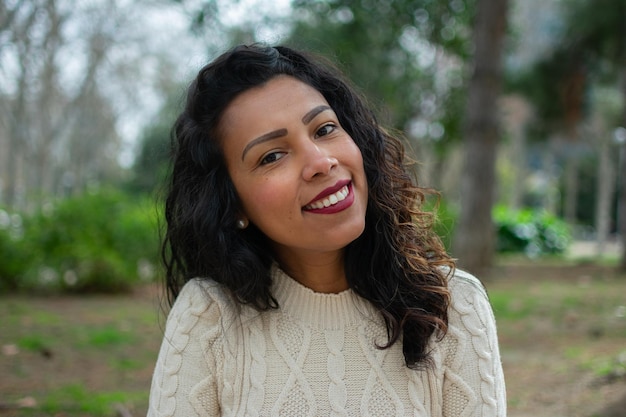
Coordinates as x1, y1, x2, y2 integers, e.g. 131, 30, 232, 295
271, 265, 377, 330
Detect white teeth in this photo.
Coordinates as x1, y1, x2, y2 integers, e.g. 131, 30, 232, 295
305, 185, 349, 210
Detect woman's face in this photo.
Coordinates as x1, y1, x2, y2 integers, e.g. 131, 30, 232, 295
220, 75, 368, 262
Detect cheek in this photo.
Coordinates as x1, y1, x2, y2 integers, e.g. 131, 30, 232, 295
348, 143, 365, 173
355, 148, 364, 168
238, 177, 294, 218
341, 135, 363, 160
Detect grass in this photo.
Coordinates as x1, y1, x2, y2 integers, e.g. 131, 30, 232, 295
1, 260, 625, 416
84, 325, 136, 348
489, 265, 626, 340
0, 288, 162, 416
37, 384, 145, 416
487, 260, 626, 416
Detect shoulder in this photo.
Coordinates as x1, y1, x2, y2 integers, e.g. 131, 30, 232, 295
163, 278, 238, 343
447, 268, 489, 303
150, 279, 233, 416
171, 278, 232, 315
436, 269, 507, 415
440, 267, 497, 337
176, 277, 234, 308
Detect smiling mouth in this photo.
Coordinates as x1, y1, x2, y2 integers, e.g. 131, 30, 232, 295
303, 185, 350, 210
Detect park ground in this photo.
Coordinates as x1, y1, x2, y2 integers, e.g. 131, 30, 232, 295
1, 244, 625, 417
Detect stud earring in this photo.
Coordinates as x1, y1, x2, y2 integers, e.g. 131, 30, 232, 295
236, 218, 249, 229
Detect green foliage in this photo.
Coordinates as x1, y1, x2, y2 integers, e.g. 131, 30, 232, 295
425, 196, 457, 250
0, 211, 29, 291
129, 87, 181, 194
493, 205, 572, 257
0, 189, 160, 294
129, 125, 171, 194
564, 0, 626, 66
509, 0, 626, 142
287, 0, 474, 145
428, 201, 572, 257
507, 48, 587, 141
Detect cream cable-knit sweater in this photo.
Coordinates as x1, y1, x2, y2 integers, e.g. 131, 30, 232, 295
148, 267, 506, 416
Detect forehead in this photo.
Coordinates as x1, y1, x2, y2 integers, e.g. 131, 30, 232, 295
220, 76, 328, 127
217, 76, 332, 161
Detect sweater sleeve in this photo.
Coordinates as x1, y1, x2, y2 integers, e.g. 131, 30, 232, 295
441, 270, 507, 417
147, 279, 224, 417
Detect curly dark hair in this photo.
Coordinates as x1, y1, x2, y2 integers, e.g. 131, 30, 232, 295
162, 43, 454, 369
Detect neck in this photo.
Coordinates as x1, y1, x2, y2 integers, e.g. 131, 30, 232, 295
273, 247, 348, 293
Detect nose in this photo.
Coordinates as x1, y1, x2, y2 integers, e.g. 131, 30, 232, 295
301, 142, 338, 181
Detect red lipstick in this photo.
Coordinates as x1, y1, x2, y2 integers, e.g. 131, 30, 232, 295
303, 180, 354, 214
305, 179, 351, 206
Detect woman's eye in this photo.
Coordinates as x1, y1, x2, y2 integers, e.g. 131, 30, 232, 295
315, 123, 336, 138
260, 151, 286, 165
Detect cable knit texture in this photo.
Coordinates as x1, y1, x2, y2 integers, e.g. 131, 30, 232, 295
147, 268, 506, 416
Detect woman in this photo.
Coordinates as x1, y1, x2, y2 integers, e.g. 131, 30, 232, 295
148, 44, 506, 416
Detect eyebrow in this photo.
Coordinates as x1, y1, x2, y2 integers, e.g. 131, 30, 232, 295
302, 105, 331, 125
240, 105, 332, 161
241, 128, 287, 161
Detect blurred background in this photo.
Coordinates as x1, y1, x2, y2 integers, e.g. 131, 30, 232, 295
1, 0, 625, 416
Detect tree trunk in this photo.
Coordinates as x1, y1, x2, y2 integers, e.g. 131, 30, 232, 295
595, 133, 615, 256
619, 65, 626, 272
508, 127, 527, 210
452, 0, 509, 274
3, 4, 38, 209
617, 138, 626, 271
563, 155, 579, 224
541, 148, 559, 214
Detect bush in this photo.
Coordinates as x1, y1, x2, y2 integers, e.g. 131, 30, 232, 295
0, 210, 30, 292
423, 201, 571, 258
493, 205, 571, 257
0, 189, 161, 294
